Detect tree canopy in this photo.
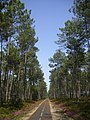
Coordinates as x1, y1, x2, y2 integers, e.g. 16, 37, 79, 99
49, 0, 90, 99
0, 0, 47, 106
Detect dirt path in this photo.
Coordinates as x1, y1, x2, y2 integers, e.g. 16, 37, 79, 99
28, 99, 52, 120
20, 99, 46, 120
15, 99, 85, 120
20, 99, 74, 120
49, 101, 74, 120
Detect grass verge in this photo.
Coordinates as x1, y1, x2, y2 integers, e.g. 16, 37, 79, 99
0, 100, 42, 120
52, 97, 90, 120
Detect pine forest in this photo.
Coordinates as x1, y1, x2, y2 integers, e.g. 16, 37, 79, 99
0, 0, 90, 120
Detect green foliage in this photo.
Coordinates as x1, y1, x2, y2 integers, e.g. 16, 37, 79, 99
51, 96, 89, 120
49, 0, 90, 100
57, 97, 90, 120
0, 0, 47, 107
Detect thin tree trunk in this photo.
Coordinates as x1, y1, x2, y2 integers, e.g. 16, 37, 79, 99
0, 36, 3, 105
23, 53, 27, 100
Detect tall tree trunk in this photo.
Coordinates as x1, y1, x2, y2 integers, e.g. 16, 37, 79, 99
87, 42, 90, 95
6, 72, 9, 102
23, 53, 27, 100
0, 36, 3, 105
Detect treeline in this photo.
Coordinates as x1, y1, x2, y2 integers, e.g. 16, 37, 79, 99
49, 0, 90, 99
0, 0, 47, 106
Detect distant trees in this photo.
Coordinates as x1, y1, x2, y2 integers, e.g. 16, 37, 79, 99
0, 0, 47, 106
49, 0, 90, 99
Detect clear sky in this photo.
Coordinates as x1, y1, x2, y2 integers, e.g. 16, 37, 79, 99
21, 0, 74, 91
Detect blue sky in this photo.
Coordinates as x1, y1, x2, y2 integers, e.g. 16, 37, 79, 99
21, 0, 74, 90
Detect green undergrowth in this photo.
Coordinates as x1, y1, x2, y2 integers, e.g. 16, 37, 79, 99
0, 100, 37, 120
53, 97, 90, 120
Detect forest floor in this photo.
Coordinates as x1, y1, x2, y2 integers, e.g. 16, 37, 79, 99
50, 101, 74, 120
50, 97, 90, 120
0, 97, 90, 120
0, 99, 43, 120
